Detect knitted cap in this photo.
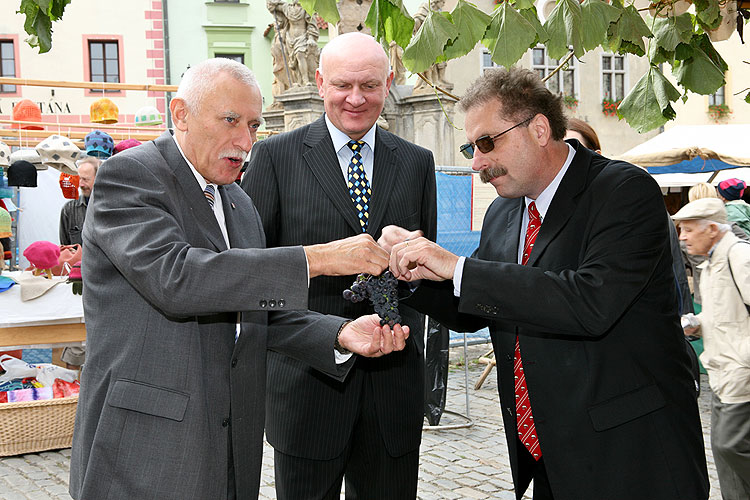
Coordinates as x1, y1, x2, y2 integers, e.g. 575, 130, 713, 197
11, 100, 44, 130
59, 173, 80, 200
672, 198, 728, 225
90, 98, 119, 124
0, 141, 10, 167
717, 178, 746, 201
7, 161, 37, 187
0, 208, 11, 238
36, 135, 81, 175
23, 241, 60, 269
113, 139, 142, 155
84, 130, 114, 158
134, 106, 163, 126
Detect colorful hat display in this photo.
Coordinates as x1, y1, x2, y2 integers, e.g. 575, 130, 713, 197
23, 241, 60, 269
0, 169, 13, 199
0, 141, 10, 167
113, 139, 142, 155
11, 100, 44, 130
0, 208, 11, 238
134, 106, 163, 126
84, 130, 114, 158
35, 135, 81, 175
9, 149, 46, 171
7, 161, 37, 187
90, 98, 119, 124
59, 173, 80, 200
717, 178, 746, 201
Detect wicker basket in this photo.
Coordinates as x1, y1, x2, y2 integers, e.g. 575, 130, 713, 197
0, 395, 78, 456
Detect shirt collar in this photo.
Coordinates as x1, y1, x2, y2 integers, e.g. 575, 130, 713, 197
324, 114, 377, 156
172, 132, 210, 192
525, 143, 576, 220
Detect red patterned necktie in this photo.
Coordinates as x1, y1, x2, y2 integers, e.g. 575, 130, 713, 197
516, 201, 542, 460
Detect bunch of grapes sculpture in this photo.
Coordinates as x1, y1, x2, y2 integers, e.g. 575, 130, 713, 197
342, 271, 402, 326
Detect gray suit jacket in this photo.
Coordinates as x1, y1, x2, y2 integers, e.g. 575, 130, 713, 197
242, 116, 436, 460
69, 131, 351, 500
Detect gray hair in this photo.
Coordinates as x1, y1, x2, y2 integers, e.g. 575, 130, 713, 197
176, 58, 259, 113
77, 156, 101, 174
694, 219, 731, 233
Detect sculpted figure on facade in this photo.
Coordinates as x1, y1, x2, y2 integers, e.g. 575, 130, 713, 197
267, 0, 319, 89
412, 0, 452, 94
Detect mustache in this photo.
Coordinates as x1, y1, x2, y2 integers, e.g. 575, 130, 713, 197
479, 165, 507, 183
218, 149, 248, 162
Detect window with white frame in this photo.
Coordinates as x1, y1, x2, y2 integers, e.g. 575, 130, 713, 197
601, 53, 625, 101
0, 40, 16, 93
481, 48, 500, 74
531, 46, 576, 98
708, 86, 725, 106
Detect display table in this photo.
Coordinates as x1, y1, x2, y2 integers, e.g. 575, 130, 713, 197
0, 271, 85, 350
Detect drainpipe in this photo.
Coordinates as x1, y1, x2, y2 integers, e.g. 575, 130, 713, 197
162, 0, 173, 128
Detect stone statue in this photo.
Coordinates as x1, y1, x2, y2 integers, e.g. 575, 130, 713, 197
412, 0, 452, 94
267, 0, 320, 89
389, 41, 407, 86
337, 0, 373, 35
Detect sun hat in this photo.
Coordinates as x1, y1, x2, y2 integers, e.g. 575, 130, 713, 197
11, 100, 43, 130
90, 98, 119, 124
134, 106, 163, 126
36, 135, 81, 175
84, 130, 114, 158
672, 198, 728, 225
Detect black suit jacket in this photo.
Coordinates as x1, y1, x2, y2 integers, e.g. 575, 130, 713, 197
409, 141, 709, 500
242, 116, 437, 459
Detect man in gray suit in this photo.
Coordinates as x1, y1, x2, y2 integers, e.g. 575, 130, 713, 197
242, 33, 436, 499
69, 58, 410, 500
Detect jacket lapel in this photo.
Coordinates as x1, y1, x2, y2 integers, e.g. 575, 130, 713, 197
365, 129, 397, 235
153, 131, 228, 252
503, 201, 524, 263
302, 117, 363, 234
526, 142, 591, 267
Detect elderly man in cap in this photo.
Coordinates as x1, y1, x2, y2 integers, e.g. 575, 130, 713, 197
676, 197, 750, 500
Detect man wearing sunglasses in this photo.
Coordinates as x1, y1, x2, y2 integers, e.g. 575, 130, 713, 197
381, 67, 709, 500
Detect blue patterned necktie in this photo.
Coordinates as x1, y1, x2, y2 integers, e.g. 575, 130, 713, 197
204, 184, 216, 210
346, 140, 371, 231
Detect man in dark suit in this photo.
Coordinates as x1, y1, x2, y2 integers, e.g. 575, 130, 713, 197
242, 32, 436, 500
69, 58, 410, 500
383, 67, 709, 500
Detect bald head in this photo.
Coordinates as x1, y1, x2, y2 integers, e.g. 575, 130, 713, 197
318, 32, 390, 78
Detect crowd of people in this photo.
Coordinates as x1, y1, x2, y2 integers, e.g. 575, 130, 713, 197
17, 31, 745, 500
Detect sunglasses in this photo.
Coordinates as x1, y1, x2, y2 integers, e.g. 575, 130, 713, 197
459, 117, 533, 160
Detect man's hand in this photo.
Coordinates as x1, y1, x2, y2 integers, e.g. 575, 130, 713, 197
338, 314, 410, 357
377, 225, 424, 254
305, 234, 389, 278
389, 237, 459, 282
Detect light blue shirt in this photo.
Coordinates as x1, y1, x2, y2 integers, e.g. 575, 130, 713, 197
325, 115, 377, 188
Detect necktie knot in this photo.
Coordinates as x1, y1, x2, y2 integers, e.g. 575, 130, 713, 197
347, 140, 365, 153
204, 184, 216, 209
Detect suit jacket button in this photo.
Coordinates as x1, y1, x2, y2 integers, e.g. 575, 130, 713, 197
231, 358, 238, 368
222, 417, 230, 427
259, 300, 267, 308
278, 299, 285, 308
269, 299, 276, 308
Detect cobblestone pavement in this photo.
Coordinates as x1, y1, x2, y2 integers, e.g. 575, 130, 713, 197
0, 345, 722, 500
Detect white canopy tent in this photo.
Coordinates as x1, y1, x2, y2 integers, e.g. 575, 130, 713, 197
618, 124, 750, 188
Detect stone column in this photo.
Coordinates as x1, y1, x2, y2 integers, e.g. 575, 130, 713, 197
263, 86, 324, 134
397, 92, 456, 166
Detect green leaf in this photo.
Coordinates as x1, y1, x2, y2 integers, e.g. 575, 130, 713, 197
745, 92, 750, 104
31, 0, 50, 12
482, 2, 538, 68
299, 0, 340, 25
580, 0, 621, 51
674, 41, 694, 60
442, 0, 492, 60
649, 45, 674, 65
512, 0, 536, 10
402, 11, 458, 74
518, 7, 549, 45
693, 0, 721, 30
33, 9, 53, 53
650, 13, 693, 52
543, 0, 585, 59
672, 47, 725, 95
606, 5, 652, 56
365, 0, 414, 49
619, 65, 680, 132
49, 0, 71, 20
692, 33, 728, 72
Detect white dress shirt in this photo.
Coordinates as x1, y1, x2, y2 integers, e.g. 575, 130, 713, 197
325, 115, 377, 188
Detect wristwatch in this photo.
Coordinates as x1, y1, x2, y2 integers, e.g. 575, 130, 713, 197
334, 321, 352, 355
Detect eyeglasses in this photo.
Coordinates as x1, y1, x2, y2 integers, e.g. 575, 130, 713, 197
459, 117, 533, 160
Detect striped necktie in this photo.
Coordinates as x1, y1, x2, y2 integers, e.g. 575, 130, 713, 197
204, 184, 216, 210
346, 140, 371, 232
516, 201, 542, 460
